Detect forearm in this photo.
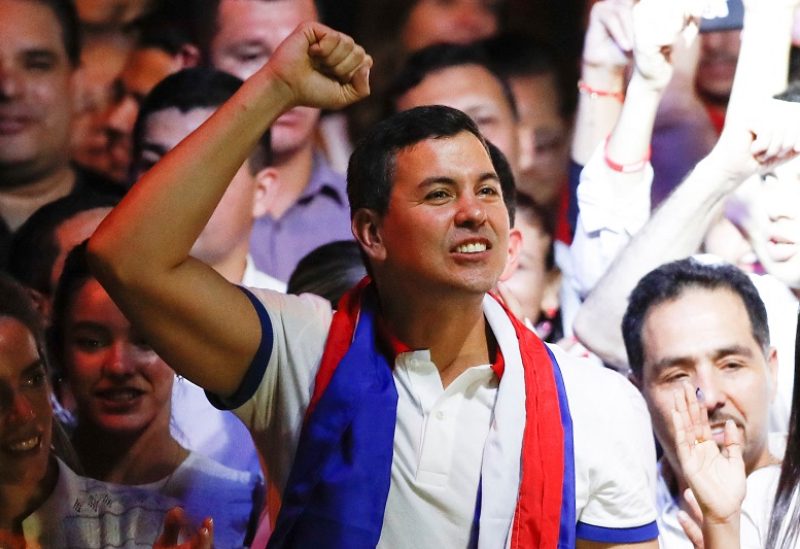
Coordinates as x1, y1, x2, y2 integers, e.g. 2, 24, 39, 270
726, 2, 795, 121
702, 518, 741, 549
606, 71, 664, 167
573, 156, 742, 368
571, 63, 626, 165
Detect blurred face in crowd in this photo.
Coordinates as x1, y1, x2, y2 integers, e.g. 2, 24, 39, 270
102, 47, 183, 184
402, 0, 500, 52
135, 107, 269, 268
638, 287, 776, 479
75, 0, 154, 28
210, 0, 320, 159
503, 211, 551, 323
736, 159, 800, 290
0, 0, 74, 185
695, 30, 740, 106
509, 72, 569, 207
0, 316, 53, 493
395, 63, 523, 178
63, 279, 174, 436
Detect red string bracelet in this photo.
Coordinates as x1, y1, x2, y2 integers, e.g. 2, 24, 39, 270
578, 80, 624, 102
604, 136, 651, 173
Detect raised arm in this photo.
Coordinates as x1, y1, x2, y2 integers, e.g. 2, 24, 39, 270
88, 24, 371, 397
573, 0, 798, 369
570, 0, 633, 166
570, 0, 701, 300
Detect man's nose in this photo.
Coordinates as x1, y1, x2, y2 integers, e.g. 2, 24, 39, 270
695, 370, 725, 414
0, 63, 23, 100
454, 192, 488, 227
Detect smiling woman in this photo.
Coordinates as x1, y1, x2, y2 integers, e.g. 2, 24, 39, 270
0, 273, 189, 546
49, 242, 263, 548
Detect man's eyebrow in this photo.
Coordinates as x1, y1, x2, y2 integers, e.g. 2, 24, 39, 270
418, 176, 458, 188
650, 355, 694, 373
650, 345, 757, 372
712, 345, 755, 360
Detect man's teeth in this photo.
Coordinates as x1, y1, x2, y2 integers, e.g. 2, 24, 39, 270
456, 242, 487, 253
8, 435, 40, 452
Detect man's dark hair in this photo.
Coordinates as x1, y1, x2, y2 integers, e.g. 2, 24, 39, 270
131, 67, 272, 178
487, 140, 515, 227
132, 1, 198, 57
622, 258, 770, 378
287, 240, 367, 307
348, 105, 515, 221
7, 193, 119, 296
387, 42, 518, 121
28, 0, 82, 66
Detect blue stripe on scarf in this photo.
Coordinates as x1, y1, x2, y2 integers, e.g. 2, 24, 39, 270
268, 289, 397, 548
547, 346, 577, 549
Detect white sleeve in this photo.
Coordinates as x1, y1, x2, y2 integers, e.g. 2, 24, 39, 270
209, 288, 334, 493
569, 144, 655, 299
554, 345, 659, 543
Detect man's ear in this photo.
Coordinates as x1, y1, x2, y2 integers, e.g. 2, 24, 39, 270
767, 346, 779, 403
352, 208, 385, 262
499, 227, 523, 282
252, 166, 280, 219
177, 43, 202, 68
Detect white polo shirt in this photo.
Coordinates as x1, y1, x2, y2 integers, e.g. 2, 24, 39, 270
213, 289, 658, 546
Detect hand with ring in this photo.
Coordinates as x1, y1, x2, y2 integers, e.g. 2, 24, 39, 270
672, 381, 745, 545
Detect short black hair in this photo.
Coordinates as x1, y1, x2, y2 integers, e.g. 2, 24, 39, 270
133, 1, 198, 57
287, 240, 367, 307
8, 193, 118, 296
27, 0, 82, 66
387, 42, 518, 121
623, 258, 770, 378
487, 140, 516, 227
348, 105, 510, 217
131, 67, 272, 178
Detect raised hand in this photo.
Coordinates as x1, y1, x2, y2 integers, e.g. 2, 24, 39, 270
710, 97, 800, 182
672, 382, 745, 525
582, 0, 635, 73
631, 0, 705, 88
153, 507, 213, 549
263, 22, 372, 111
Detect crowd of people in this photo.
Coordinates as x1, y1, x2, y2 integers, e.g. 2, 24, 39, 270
2, 0, 800, 547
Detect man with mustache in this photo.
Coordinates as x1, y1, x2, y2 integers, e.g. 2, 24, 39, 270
622, 258, 779, 548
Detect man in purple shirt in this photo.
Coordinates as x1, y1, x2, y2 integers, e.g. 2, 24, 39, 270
197, 0, 352, 281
